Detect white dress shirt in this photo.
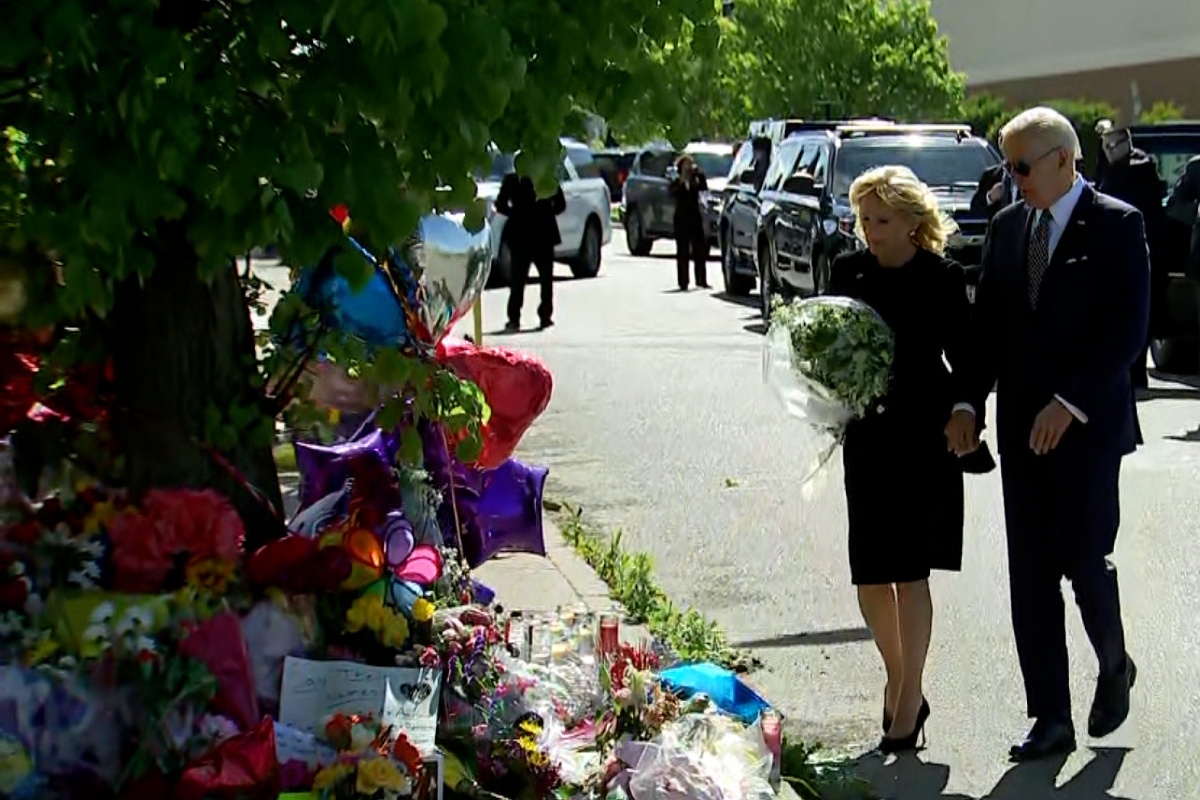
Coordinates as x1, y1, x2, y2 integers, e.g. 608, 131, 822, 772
953, 176, 1089, 424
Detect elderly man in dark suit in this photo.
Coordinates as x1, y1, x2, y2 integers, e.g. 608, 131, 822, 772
966, 106, 1149, 762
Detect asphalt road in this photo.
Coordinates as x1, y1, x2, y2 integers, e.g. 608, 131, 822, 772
256, 238, 1200, 799
456, 237, 1200, 800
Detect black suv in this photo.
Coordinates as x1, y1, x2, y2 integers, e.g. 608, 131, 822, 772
720, 122, 999, 317
1126, 122, 1200, 372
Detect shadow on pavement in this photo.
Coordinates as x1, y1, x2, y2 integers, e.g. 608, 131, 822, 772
709, 290, 760, 310
852, 746, 1132, 800
1137, 385, 1200, 401
1148, 369, 1200, 388
1165, 425, 1200, 442
733, 627, 872, 649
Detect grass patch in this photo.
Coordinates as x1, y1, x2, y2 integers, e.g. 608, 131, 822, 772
273, 441, 297, 473
781, 741, 876, 800
555, 503, 751, 671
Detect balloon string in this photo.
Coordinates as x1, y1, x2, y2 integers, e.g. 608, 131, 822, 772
440, 426, 465, 555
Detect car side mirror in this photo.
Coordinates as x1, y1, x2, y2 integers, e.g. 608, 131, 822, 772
665, 166, 679, 181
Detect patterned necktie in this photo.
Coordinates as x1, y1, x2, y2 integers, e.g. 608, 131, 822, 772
1027, 211, 1052, 306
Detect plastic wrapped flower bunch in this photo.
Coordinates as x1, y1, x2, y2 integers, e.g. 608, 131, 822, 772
309, 712, 426, 800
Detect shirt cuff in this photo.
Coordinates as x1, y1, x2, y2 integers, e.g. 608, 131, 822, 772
1054, 394, 1088, 423
951, 403, 975, 416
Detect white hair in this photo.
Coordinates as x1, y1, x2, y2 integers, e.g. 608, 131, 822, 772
999, 106, 1082, 161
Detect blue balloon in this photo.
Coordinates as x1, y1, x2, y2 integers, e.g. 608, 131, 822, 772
291, 237, 414, 351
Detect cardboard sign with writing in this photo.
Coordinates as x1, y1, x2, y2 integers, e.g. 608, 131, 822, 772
279, 657, 441, 752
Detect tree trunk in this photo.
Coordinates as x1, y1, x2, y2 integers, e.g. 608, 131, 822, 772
110, 228, 285, 550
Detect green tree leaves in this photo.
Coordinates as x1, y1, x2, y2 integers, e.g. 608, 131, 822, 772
612, 0, 966, 145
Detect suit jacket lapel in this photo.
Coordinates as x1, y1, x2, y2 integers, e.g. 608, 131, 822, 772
1049, 184, 1094, 271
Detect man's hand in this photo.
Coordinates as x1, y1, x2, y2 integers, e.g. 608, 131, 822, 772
987, 182, 1006, 205
945, 409, 979, 456
1029, 399, 1074, 455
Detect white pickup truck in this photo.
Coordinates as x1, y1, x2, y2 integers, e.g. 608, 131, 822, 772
476, 138, 613, 286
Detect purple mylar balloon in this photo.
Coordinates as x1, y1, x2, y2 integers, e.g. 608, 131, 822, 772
418, 421, 548, 568
293, 428, 390, 512
384, 511, 416, 567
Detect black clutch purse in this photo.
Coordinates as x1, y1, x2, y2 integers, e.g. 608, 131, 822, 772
957, 440, 996, 475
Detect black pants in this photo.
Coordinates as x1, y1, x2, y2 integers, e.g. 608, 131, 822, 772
675, 219, 707, 289
507, 247, 554, 327
1001, 451, 1127, 722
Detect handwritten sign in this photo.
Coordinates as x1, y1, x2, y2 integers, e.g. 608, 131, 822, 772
279, 657, 441, 752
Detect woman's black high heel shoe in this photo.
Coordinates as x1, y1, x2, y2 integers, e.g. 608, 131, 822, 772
878, 698, 930, 754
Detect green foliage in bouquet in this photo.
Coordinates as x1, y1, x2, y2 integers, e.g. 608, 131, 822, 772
769, 296, 894, 419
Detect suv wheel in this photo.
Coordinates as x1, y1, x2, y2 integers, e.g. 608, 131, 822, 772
488, 237, 514, 288
571, 218, 602, 278
625, 207, 652, 256
759, 247, 775, 321
722, 236, 753, 296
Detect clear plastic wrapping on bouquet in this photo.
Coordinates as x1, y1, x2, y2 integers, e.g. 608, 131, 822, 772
762, 295, 895, 492
494, 652, 605, 728
762, 321, 855, 434
624, 710, 775, 800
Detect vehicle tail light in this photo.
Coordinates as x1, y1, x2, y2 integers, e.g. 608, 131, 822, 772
618, 168, 629, 186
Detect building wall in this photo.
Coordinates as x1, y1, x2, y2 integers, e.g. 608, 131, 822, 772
928, 0, 1200, 120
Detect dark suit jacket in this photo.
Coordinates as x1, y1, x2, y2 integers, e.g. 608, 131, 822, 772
973, 184, 1150, 463
496, 174, 566, 255
971, 164, 1015, 221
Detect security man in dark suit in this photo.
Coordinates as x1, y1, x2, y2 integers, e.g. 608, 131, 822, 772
497, 173, 566, 331
1096, 121, 1167, 387
968, 107, 1148, 763
971, 163, 1018, 221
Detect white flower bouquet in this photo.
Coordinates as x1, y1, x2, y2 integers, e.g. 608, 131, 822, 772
762, 295, 895, 484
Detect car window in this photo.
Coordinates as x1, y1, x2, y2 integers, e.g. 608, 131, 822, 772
831, 138, 997, 198
689, 151, 734, 179
784, 141, 823, 195
728, 140, 755, 182
764, 140, 802, 192
477, 152, 516, 181
1135, 136, 1200, 186
640, 150, 676, 178
566, 145, 602, 180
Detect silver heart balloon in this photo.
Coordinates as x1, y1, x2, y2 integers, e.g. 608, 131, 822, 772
399, 212, 492, 345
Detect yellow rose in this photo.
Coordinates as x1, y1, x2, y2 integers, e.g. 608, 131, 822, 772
356, 756, 408, 795
411, 598, 435, 623
313, 761, 353, 791
82, 500, 119, 537
365, 603, 386, 632
346, 604, 367, 633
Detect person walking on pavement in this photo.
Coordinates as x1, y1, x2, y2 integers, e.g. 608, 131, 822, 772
968, 107, 1147, 762
497, 173, 566, 331
1097, 121, 1167, 388
828, 165, 991, 756
670, 154, 710, 291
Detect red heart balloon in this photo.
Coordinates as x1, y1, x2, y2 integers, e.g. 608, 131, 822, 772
436, 337, 553, 468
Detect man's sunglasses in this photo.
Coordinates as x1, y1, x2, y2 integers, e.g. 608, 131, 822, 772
1004, 146, 1062, 177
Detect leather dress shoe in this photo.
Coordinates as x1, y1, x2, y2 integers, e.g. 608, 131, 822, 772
1009, 718, 1076, 762
1089, 655, 1137, 738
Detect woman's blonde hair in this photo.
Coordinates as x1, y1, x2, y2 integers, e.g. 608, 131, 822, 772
848, 165, 959, 254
